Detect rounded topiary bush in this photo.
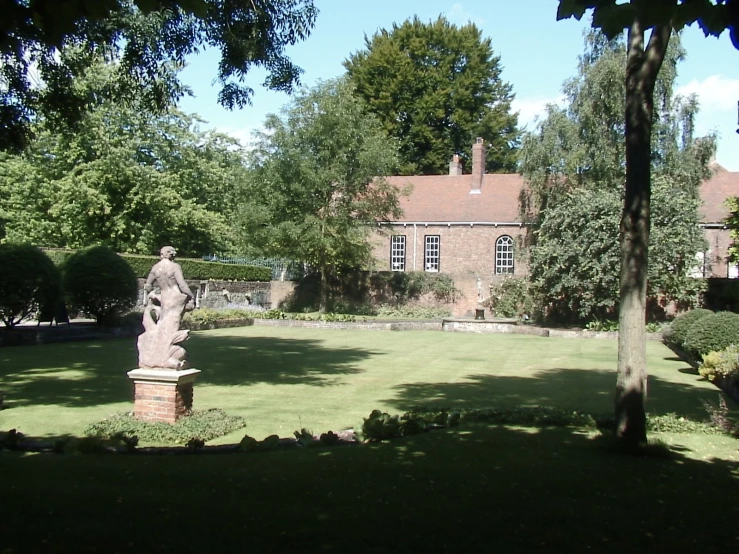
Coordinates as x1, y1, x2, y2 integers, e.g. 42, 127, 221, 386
0, 244, 61, 327
665, 308, 714, 348
62, 245, 138, 325
683, 311, 739, 360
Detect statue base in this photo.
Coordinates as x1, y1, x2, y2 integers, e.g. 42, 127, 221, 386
127, 368, 201, 424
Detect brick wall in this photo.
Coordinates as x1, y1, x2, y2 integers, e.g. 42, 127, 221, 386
370, 225, 528, 316
704, 227, 733, 278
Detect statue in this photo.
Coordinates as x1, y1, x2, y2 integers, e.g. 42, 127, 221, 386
137, 246, 195, 370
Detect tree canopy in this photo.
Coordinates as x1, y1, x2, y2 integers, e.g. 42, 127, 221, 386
1, 0, 317, 152
344, 16, 520, 176
233, 77, 404, 311
0, 58, 245, 256
556, 0, 738, 445
521, 32, 712, 325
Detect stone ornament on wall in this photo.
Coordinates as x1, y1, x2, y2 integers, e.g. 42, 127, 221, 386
137, 246, 195, 370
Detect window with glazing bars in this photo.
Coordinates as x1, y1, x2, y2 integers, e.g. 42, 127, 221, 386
390, 235, 406, 271
424, 235, 440, 272
495, 235, 514, 274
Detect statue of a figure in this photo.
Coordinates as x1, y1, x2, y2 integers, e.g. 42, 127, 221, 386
137, 246, 195, 370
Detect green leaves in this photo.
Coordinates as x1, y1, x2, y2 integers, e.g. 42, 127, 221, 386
0, 58, 245, 256
522, 31, 710, 324
344, 16, 520, 175
234, 77, 401, 282
0, 0, 317, 152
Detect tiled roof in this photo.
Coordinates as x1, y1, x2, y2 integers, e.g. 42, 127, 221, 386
385, 174, 523, 223
700, 167, 739, 224
385, 169, 739, 225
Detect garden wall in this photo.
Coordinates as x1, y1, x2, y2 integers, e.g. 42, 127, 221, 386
135, 279, 277, 310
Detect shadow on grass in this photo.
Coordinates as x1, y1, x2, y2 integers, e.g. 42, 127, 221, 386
2, 423, 739, 552
386, 367, 729, 420
187, 334, 378, 387
0, 334, 378, 408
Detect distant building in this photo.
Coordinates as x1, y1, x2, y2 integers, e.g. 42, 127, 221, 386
372, 139, 739, 316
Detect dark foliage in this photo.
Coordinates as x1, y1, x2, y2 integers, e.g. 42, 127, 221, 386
62, 245, 138, 325
0, 244, 61, 327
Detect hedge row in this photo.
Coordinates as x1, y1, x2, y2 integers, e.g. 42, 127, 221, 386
666, 309, 739, 361
44, 249, 271, 281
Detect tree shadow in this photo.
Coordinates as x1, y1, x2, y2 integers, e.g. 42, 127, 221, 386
0, 334, 379, 409
2, 423, 739, 552
187, 334, 377, 387
385, 367, 731, 420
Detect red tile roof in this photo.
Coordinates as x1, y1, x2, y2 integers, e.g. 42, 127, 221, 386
385, 169, 739, 224
385, 174, 523, 223
700, 167, 739, 223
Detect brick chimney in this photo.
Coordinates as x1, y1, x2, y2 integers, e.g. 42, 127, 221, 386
449, 154, 463, 175
471, 137, 485, 194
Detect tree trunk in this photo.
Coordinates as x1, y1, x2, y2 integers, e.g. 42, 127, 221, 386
319, 268, 328, 313
615, 21, 670, 447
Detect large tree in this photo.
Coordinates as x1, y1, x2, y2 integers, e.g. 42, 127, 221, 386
521, 31, 712, 325
344, 16, 520, 176
0, 59, 244, 256
557, 0, 739, 446
1, 0, 317, 152
233, 77, 404, 311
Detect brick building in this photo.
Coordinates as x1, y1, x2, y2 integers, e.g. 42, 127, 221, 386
371, 139, 739, 317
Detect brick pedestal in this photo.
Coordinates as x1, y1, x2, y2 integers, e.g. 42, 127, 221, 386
127, 368, 201, 424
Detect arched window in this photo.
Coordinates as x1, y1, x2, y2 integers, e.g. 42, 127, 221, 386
495, 235, 514, 275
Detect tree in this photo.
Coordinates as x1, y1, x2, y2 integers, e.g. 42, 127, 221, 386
0, 59, 244, 256
234, 77, 404, 311
557, 0, 739, 446
0, 244, 61, 327
521, 31, 712, 326
1, 0, 317, 152
344, 16, 520, 176
63, 245, 139, 325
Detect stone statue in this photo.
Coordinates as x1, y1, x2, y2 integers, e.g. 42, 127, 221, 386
137, 246, 195, 370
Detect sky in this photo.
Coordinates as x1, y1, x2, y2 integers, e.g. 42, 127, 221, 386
178, 0, 739, 171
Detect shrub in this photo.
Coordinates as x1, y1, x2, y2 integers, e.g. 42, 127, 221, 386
664, 308, 713, 347
486, 276, 535, 319
123, 254, 271, 281
62, 246, 138, 325
85, 409, 246, 445
0, 244, 61, 327
375, 304, 451, 319
698, 345, 739, 382
683, 311, 739, 359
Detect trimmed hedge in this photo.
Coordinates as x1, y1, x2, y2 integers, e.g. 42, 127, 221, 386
665, 308, 714, 347
44, 249, 271, 281
124, 254, 271, 281
683, 311, 739, 359
62, 246, 139, 325
0, 244, 61, 327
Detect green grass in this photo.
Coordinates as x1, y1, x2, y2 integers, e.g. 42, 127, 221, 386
3, 425, 739, 553
1, 326, 738, 552
0, 326, 731, 444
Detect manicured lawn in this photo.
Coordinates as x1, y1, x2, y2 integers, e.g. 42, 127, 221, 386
3, 425, 739, 553
0, 326, 730, 442
2, 326, 738, 552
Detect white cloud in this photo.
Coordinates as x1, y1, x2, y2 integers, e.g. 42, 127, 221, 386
512, 95, 566, 130
677, 74, 739, 115
446, 3, 485, 26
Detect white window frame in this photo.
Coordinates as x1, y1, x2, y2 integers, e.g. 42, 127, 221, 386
495, 235, 514, 275
424, 235, 440, 272
390, 235, 406, 271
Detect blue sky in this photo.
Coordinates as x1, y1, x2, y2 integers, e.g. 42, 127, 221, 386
179, 0, 739, 170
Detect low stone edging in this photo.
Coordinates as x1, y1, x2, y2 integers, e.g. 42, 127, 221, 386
251, 319, 441, 331
1, 316, 666, 347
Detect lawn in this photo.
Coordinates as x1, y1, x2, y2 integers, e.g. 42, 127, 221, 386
2, 326, 739, 553
0, 325, 731, 443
